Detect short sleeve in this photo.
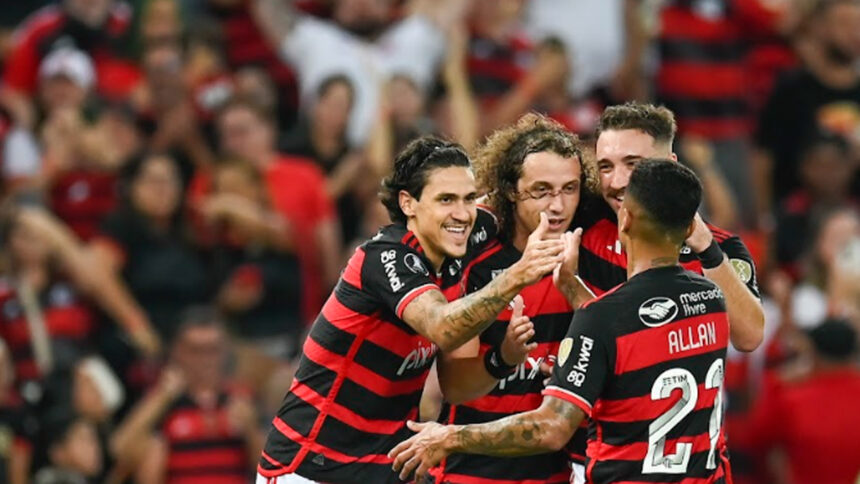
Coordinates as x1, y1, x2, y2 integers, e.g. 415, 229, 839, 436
718, 235, 761, 298
3, 26, 40, 93
542, 306, 614, 416
361, 241, 439, 319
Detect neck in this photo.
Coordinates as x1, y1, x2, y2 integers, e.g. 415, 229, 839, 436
625, 238, 680, 280
310, 125, 342, 158
406, 220, 444, 273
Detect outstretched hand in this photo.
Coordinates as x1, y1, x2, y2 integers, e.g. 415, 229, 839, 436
514, 213, 565, 287
390, 420, 455, 481
500, 295, 537, 367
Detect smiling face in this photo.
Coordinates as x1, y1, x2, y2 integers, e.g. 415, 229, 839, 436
595, 129, 674, 214
512, 151, 581, 246
401, 166, 478, 269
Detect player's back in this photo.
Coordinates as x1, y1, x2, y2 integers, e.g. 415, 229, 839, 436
557, 266, 730, 483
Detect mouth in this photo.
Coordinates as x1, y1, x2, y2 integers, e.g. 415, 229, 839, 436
608, 192, 625, 209
547, 216, 567, 231
443, 224, 469, 243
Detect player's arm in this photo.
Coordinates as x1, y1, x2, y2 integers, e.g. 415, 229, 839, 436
403, 214, 562, 352
437, 296, 536, 404
687, 214, 764, 352
390, 395, 583, 480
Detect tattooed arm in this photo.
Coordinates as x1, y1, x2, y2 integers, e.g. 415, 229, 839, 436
402, 214, 563, 352
390, 396, 583, 480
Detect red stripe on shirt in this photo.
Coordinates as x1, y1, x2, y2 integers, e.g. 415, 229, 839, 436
614, 313, 729, 375
291, 381, 414, 435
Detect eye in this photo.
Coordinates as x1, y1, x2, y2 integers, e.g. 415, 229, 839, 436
597, 162, 613, 173
439, 195, 454, 204
465, 193, 478, 203
530, 186, 551, 198
562, 183, 579, 195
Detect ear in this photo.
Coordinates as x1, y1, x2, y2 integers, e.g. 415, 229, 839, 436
670, 152, 679, 162
399, 190, 416, 218
684, 218, 696, 240
619, 205, 633, 235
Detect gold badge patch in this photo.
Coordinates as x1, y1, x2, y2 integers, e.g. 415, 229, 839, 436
558, 337, 574, 367
730, 258, 752, 283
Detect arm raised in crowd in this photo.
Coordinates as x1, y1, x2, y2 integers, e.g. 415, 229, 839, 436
252, 0, 299, 51
441, 23, 480, 153
16, 208, 162, 357
403, 214, 563, 352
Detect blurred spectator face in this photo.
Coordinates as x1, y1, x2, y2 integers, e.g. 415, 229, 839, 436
8, 221, 50, 268
141, 0, 182, 46
313, 77, 353, 138
97, 107, 144, 162
50, 419, 102, 477
815, 210, 860, 270
595, 129, 673, 214
143, 43, 185, 111
800, 141, 853, 200
174, 324, 227, 389
64, 0, 113, 28
131, 155, 181, 221
333, 0, 392, 38
387, 76, 423, 128
218, 104, 275, 163
38, 48, 95, 112
471, 0, 525, 35
234, 67, 277, 114
514, 152, 581, 238
817, 2, 860, 64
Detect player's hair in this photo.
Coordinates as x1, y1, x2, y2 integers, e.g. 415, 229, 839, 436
175, 306, 227, 342
627, 159, 702, 244
473, 113, 586, 239
596, 102, 677, 146
380, 136, 471, 224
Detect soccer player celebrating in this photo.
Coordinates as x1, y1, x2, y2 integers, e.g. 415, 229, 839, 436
582, 102, 763, 351
391, 160, 732, 484
429, 113, 593, 484
256, 137, 565, 484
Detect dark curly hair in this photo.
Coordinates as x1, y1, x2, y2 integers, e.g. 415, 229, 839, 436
379, 136, 471, 224
628, 159, 702, 243
596, 102, 677, 146
473, 113, 588, 239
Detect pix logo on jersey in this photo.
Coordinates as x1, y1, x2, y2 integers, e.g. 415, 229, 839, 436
638, 297, 679, 327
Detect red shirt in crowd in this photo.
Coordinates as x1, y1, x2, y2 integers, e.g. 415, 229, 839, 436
189, 155, 336, 321
748, 367, 860, 484
3, 3, 140, 99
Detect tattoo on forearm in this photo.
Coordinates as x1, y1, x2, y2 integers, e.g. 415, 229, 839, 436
436, 273, 518, 347
452, 398, 579, 457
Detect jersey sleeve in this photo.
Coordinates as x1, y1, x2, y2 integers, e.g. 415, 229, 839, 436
361, 241, 439, 319
718, 235, 761, 298
542, 306, 615, 416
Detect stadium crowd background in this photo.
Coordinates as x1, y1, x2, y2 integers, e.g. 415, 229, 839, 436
0, 0, 858, 483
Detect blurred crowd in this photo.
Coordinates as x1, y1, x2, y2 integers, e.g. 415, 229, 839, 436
0, 0, 858, 483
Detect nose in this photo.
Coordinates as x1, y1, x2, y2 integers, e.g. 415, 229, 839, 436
610, 167, 630, 191
547, 191, 564, 213
451, 200, 471, 222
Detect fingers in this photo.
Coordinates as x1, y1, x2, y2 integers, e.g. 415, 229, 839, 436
406, 420, 426, 432
511, 295, 524, 320
569, 227, 582, 254
529, 212, 550, 241
398, 453, 420, 481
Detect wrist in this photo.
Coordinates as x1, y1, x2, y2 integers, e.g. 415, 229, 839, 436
484, 345, 517, 379
447, 425, 466, 453
696, 239, 725, 269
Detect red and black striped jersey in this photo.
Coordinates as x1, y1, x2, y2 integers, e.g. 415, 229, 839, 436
0, 277, 95, 384
258, 209, 497, 483
434, 242, 574, 484
162, 390, 251, 484
545, 265, 730, 484
579, 215, 760, 298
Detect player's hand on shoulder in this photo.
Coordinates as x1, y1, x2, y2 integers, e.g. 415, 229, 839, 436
390, 420, 454, 481
512, 213, 565, 286
685, 213, 713, 253
500, 295, 537, 367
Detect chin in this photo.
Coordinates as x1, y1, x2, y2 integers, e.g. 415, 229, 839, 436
444, 242, 468, 259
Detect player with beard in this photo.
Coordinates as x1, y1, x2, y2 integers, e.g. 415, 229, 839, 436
391, 160, 732, 484
427, 114, 594, 484
257, 137, 565, 484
